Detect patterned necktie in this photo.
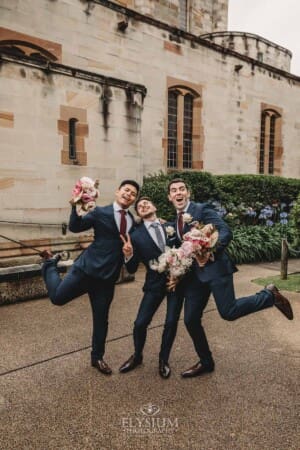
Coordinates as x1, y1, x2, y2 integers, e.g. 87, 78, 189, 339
119, 209, 127, 237
150, 223, 165, 252
177, 212, 184, 239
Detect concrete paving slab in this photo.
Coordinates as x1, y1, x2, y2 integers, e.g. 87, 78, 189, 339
0, 262, 299, 450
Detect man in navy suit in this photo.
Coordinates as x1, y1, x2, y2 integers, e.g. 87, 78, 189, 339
41, 179, 140, 375
119, 197, 183, 378
167, 178, 293, 378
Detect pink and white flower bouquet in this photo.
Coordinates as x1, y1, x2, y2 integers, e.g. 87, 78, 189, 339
71, 176, 99, 216
150, 246, 193, 288
182, 222, 219, 266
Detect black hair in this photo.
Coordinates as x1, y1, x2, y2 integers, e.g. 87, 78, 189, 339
119, 179, 140, 195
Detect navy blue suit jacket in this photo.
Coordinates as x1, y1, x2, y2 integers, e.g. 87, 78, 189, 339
69, 205, 135, 282
126, 222, 177, 292
179, 201, 237, 283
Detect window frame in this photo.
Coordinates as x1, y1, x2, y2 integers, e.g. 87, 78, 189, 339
258, 106, 282, 175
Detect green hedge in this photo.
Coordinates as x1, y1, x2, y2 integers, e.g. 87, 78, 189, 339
141, 172, 300, 221
141, 172, 300, 264
214, 174, 300, 206
290, 193, 300, 248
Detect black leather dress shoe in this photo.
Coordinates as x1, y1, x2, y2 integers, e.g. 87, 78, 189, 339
181, 361, 215, 378
91, 359, 112, 375
266, 284, 293, 320
159, 360, 171, 379
119, 354, 143, 373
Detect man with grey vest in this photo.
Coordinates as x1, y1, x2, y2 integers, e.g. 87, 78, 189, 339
119, 197, 183, 378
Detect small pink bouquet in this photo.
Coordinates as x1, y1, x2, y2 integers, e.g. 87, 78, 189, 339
150, 246, 193, 289
182, 222, 219, 266
71, 177, 99, 216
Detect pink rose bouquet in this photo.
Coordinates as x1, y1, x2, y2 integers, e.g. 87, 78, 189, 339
150, 246, 193, 290
182, 222, 219, 266
71, 177, 99, 216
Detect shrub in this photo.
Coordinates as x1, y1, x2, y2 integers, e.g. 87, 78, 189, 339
141, 171, 300, 226
290, 193, 300, 249
141, 171, 218, 220
141, 172, 300, 264
227, 224, 291, 264
214, 174, 300, 206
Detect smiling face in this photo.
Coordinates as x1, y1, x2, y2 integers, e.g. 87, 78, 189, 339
115, 184, 138, 209
136, 198, 157, 220
168, 181, 190, 211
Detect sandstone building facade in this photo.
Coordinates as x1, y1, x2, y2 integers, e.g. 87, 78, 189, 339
0, 0, 299, 259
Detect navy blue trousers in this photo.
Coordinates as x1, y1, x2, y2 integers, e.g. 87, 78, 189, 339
133, 290, 184, 362
42, 261, 115, 361
181, 273, 274, 366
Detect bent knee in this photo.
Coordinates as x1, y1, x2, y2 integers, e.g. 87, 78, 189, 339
219, 310, 237, 321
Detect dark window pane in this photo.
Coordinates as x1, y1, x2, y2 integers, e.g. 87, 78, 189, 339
268, 115, 276, 174
69, 118, 78, 160
259, 112, 266, 174
183, 94, 193, 169
167, 91, 178, 168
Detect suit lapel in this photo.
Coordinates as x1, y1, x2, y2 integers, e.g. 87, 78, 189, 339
104, 204, 120, 235
184, 202, 197, 234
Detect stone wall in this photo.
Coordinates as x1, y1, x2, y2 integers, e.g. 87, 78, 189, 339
115, 0, 228, 34
0, 0, 299, 257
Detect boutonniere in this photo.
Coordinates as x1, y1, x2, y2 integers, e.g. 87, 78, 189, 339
165, 225, 176, 237
182, 213, 193, 223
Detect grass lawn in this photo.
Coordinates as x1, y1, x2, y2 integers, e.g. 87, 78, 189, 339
253, 272, 300, 293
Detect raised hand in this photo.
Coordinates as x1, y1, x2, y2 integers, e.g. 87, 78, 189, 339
120, 234, 133, 259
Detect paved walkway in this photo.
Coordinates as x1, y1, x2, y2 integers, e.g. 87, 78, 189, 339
0, 260, 299, 450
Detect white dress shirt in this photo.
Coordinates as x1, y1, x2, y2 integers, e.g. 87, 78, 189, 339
113, 201, 133, 234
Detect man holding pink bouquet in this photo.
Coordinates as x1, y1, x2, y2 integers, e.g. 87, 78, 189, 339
41, 178, 139, 375
167, 178, 293, 378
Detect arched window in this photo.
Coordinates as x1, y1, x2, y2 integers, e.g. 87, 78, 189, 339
0, 40, 58, 61
59, 106, 88, 166
167, 91, 178, 168
259, 108, 282, 175
166, 82, 203, 171
69, 118, 78, 160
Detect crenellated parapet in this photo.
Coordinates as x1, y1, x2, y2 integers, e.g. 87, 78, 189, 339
200, 31, 292, 72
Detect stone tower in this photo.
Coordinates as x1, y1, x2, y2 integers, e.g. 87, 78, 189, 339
123, 0, 228, 35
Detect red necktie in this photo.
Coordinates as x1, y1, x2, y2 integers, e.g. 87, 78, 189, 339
177, 212, 184, 239
119, 210, 127, 237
